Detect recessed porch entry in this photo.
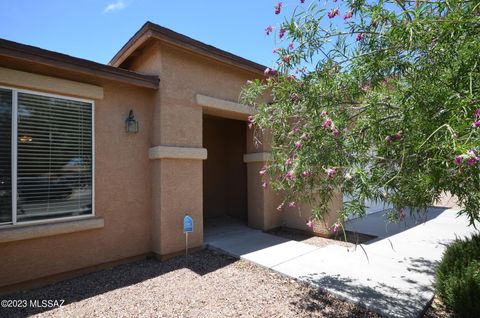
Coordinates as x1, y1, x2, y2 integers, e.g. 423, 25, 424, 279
203, 115, 247, 232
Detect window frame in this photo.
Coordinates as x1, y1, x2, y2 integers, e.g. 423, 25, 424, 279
0, 85, 95, 227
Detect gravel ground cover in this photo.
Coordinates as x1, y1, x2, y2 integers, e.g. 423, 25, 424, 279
2, 250, 381, 318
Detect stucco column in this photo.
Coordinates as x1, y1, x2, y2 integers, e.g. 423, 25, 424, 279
244, 130, 282, 231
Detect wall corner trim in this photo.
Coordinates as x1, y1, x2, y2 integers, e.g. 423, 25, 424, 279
149, 145, 208, 160
0, 67, 104, 99
243, 152, 272, 163
196, 94, 255, 120
0, 217, 104, 243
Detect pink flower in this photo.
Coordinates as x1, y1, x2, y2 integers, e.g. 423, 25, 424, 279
274, 2, 282, 15
264, 68, 278, 77
279, 28, 287, 39
265, 25, 273, 36
295, 141, 302, 149
288, 42, 294, 50
286, 170, 295, 181
259, 167, 267, 176
475, 108, 480, 119
262, 182, 268, 189
247, 115, 254, 123
356, 33, 365, 41
320, 111, 329, 116
454, 155, 463, 165
393, 131, 402, 141
345, 172, 353, 181
306, 220, 314, 228
286, 158, 293, 166
327, 8, 339, 19
385, 135, 392, 143
302, 170, 311, 177
282, 55, 291, 63
467, 157, 477, 167
331, 223, 340, 233
288, 202, 296, 208
322, 118, 333, 128
300, 133, 308, 140
343, 11, 353, 20
286, 74, 296, 81
326, 168, 336, 178
474, 120, 480, 128
332, 128, 341, 137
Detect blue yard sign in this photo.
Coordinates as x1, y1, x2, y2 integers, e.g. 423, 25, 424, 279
183, 215, 193, 233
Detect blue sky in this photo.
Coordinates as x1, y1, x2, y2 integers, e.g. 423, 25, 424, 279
0, 0, 299, 67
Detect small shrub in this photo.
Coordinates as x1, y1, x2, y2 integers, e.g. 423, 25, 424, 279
435, 233, 480, 317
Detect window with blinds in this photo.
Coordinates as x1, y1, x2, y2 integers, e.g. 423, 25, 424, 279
0, 87, 93, 225
0, 89, 12, 224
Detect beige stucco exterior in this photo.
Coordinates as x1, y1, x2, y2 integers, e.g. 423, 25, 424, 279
0, 24, 341, 293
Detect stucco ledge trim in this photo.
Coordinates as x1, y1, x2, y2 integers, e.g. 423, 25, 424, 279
0, 217, 105, 243
149, 146, 208, 160
243, 152, 272, 163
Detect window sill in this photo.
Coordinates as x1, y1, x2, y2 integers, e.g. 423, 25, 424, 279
0, 217, 104, 243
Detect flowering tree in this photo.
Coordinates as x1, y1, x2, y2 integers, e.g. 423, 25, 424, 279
242, 0, 480, 228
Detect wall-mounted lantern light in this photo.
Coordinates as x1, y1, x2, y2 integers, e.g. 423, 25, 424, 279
125, 109, 138, 133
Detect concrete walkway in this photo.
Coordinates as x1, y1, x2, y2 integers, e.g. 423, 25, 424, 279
204, 208, 478, 318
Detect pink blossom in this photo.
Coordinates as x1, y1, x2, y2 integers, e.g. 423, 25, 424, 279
322, 118, 333, 128
306, 220, 314, 228
467, 157, 477, 167
356, 33, 365, 41
279, 28, 287, 39
262, 182, 268, 189
247, 115, 254, 123
327, 8, 339, 19
264, 67, 278, 77
474, 120, 480, 128
475, 108, 480, 119
282, 55, 291, 63
302, 170, 311, 178
295, 141, 302, 149
274, 2, 282, 15
286, 74, 296, 81
286, 170, 295, 181
385, 135, 392, 143
326, 168, 336, 178
393, 131, 402, 141
331, 223, 340, 233
286, 158, 293, 166
300, 133, 308, 140
288, 202, 296, 208
320, 111, 329, 116
344, 172, 353, 181
265, 25, 273, 36
259, 167, 267, 176
288, 42, 294, 50
332, 128, 341, 137
343, 11, 353, 20
455, 155, 463, 165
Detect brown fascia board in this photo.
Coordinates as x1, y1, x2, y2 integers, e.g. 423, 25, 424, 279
110, 21, 267, 75
0, 38, 159, 89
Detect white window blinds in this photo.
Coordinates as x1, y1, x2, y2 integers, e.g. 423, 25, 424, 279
16, 92, 93, 222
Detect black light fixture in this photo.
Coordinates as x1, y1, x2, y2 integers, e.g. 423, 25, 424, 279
125, 109, 138, 133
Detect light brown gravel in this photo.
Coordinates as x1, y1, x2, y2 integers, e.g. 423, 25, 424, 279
2, 250, 382, 318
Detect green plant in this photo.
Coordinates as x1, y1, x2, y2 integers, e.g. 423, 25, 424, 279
435, 233, 480, 317
242, 0, 480, 227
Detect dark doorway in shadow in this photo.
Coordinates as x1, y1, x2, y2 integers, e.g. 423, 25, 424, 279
203, 115, 247, 224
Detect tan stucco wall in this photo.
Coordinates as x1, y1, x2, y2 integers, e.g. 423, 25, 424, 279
203, 116, 247, 220
127, 41, 261, 256
0, 79, 155, 289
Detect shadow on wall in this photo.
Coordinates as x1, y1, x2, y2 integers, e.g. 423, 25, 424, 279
296, 256, 436, 318
346, 207, 452, 242
1, 251, 236, 317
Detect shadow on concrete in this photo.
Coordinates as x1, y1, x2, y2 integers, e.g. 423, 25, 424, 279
297, 264, 435, 318
1, 250, 236, 318
346, 207, 451, 243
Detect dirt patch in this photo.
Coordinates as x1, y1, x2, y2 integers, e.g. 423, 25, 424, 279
268, 227, 376, 248
2, 250, 383, 318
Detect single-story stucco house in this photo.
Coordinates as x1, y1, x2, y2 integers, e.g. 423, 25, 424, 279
0, 22, 341, 293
